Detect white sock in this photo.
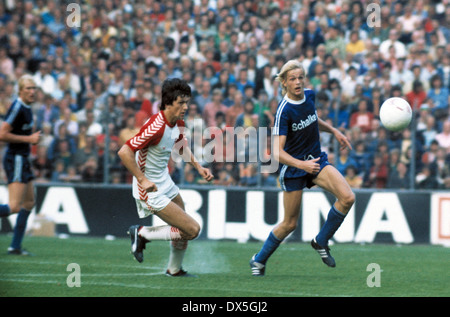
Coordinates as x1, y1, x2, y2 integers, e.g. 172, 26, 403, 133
167, 240, 188, 274
139, 225, 182, 241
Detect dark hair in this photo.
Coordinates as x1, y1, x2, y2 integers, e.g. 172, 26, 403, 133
160, 78, 191, 110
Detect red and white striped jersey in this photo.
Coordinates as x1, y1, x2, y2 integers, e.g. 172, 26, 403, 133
126, 111, 184, 200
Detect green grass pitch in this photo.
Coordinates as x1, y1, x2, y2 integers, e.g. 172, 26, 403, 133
0, 235, 448, 297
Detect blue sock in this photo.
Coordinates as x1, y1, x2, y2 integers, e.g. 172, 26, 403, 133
254, 231, 282, 264
10, 209, 31, 250
315, 205, 346, 247
0, 204, 10, 217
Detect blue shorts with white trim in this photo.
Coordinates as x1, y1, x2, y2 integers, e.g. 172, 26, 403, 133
3, 153, 35, 184
279, 151, 330, 192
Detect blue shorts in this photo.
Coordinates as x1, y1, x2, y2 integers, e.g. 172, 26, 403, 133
279, 152, 330, 192
3, 153, 35, 184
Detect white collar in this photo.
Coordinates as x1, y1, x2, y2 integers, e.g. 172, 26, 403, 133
284, 94, 306, 105
18, 97, 31, 107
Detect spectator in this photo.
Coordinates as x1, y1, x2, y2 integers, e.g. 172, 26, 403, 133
58, 63, 81, 100
387, 161, 411, 189
427, 74, 449, 120
416, 165, 440, 189
225, 90, 244, 127
54, 106, 78, 138
118, 115, 139, 147
345, 30, 365, 56
364, 153, 389, 188
194, 80, 212, 113
431, 147, 450, 184
85, 110, 103, 137
33, 61, 57, 95
35, 94, 60, 131
39, 122, 54, 150
32, 145, 52, 181
238, 163, 258, 187
302, 19, 325, 51
344, 165, 363, 189
80, 156, 100, 183
406, 80, 427, 111
235, 99, 258, 129
47, 123, 77, 164
379, 29, 407, 60
325, 25, 346, 59
128, 80, 153, 117
421, 112, 439, 149
202, 88, 228, 128
349, 99, 375, 134
390, 58, 414, 88
350, 140, 371, 176
435, 120, 450, 153
328, 99, 350, 130
0, 47, 14, 80
397, 5, 423, 44
235, 68, 255, 95
73, 135, 98, 175
76, 97, 100, 123
97, 138, 123, 182
184, 102, 205, 136
341, 66, 358, 101
336, 146, 358, 176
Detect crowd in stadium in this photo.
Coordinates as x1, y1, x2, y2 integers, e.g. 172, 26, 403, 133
0, 0, 449, 189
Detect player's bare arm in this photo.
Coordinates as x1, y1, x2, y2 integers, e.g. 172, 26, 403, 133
118, 144, 157, 192
0, 122, 41, 145
273, 134, 320, 175
178, 142, 214, 182
317, 118, 352, 151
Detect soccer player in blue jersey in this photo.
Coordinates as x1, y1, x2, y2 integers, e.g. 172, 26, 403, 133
250, 60, 355, 276
0, 75, 41, 255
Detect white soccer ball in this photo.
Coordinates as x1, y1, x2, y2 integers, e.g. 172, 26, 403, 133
379, 97, 412, 132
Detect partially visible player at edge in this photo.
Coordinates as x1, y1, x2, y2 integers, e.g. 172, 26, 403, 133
118, 78, 213, 276
250, 60, 355, 276
0, 75, 41, 255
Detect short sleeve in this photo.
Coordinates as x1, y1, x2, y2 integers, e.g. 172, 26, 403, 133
273, 103, 289, 136
126, 113, 165, 152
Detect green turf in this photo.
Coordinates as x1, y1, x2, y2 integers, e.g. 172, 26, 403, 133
0, 235, 448, 297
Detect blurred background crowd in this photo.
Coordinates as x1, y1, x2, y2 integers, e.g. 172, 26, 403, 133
0, 0, 449, 189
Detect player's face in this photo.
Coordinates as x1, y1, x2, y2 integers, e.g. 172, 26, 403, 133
284, 68, 305, 101
170, 95, 190, 121
19, 80, 37, 104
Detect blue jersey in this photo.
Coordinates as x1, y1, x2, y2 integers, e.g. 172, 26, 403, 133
273, 89, 322, 178
4, 98, 34, 156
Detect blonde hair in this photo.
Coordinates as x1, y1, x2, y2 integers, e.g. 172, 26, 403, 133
276, 60, 306, 96
18, 74, 36, 92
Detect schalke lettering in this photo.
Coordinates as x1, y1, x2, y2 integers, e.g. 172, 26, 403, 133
292, 114, 317, 131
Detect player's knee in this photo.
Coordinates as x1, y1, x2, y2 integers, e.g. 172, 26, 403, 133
184, 222, 200, 240
23, 200, 35, 211
287, 222, 297, 233
281, 220, 297, 234
341, 191, 355, 209
9, 205, 21, 214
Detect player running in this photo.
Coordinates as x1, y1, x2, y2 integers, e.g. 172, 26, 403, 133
250, 60, 355, 276
118, 78, 213, 276
0, 75, 41, 255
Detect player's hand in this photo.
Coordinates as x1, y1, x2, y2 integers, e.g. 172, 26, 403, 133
334, 129, 352, 151
301, 157, 320, 174
141, 178, 158, 192
199, 167, 214, 182
30, 131, 41, 145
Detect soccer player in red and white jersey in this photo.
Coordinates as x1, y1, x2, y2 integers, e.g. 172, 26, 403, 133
118, 78, 213, 276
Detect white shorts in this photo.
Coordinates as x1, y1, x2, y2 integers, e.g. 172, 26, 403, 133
134, 179, 179, 218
